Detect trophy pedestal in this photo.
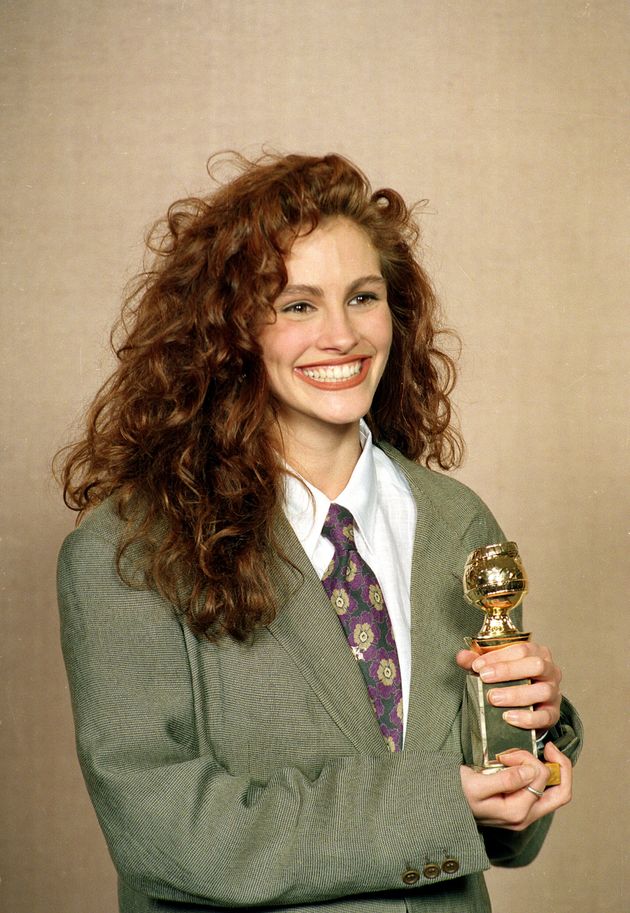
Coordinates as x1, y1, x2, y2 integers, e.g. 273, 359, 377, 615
461, 672, 562, 785
462, 673, 536, 770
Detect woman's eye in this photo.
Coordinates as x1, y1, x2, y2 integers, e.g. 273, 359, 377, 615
282, 301, 313, 314
349, 293, 378, 306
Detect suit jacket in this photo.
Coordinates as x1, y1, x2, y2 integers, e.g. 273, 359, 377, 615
58, 444, 582, 913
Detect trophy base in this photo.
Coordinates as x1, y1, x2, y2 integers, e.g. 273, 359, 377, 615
462, 673, 536, 767
462, 674, 561, 786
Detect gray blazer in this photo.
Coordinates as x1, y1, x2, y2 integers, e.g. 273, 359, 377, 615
58, 444, 582, 912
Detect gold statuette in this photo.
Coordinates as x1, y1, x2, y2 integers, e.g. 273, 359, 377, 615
461, 542, 560, 784
463, 541, 530, 652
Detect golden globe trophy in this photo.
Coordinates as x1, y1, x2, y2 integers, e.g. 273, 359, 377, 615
462, 542, 560, 784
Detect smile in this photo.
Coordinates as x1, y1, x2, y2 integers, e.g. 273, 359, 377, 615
302, 361, 362, 382
295, 358, 371, 390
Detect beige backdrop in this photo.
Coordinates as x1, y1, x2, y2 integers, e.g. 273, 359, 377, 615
1, 1, 628, 911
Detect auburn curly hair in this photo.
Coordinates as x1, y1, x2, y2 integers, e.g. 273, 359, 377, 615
58, 151, 462, 640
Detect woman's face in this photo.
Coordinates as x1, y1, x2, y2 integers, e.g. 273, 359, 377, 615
259, 217, 392, 441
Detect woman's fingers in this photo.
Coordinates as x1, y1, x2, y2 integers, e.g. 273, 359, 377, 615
540, 741, 573, 809
486, 680, 560, 729
465, 641, 562, 729
497, 744, 572, 826
455, 648, 479, 671
488, 680, 556, 707
461, 745, 574, 831
500, 704, 559, 730
461, 748, 547, 820
473, 642, 551, 665
467, 758, 540, 801
473, 654, 558, 685
497, 748, 550, 785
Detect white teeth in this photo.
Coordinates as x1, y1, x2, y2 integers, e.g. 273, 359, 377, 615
301, 361, 362, 382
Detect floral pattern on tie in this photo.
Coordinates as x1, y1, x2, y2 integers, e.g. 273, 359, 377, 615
330, 588, 349, 615
353, 622, 375, 652
321, 503, 404, 751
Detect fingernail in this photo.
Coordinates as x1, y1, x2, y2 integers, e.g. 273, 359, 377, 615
503, 711, 518, 723
472, 659, 485, 673
489, 690, 506, 705
479, 667, 496, 681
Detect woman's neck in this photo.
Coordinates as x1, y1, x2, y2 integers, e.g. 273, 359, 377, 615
277, 419, 362, 499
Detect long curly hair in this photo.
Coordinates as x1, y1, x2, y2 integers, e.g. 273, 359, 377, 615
58, 151, 462, 640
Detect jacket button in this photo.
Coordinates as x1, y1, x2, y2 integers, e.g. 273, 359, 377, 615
422, 863, 441, 879
402, 869, 420, 885
442, 858, 460, 874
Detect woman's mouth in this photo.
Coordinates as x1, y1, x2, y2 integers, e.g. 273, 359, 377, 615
295, 358, 371, 389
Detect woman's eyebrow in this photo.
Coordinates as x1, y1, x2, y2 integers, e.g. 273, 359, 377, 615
279, 283, 324, 299
278, 275, 386, 300
347, 274, 386, 294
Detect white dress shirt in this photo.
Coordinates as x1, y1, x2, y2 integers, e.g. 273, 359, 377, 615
282, 422, 417, 742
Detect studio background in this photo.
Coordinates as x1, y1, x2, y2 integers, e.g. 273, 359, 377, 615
1, 1, 628, 911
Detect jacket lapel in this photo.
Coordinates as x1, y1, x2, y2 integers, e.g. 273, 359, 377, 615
381, 446, 479, 754
266, 511, 387, 755
404, 498, 468, 753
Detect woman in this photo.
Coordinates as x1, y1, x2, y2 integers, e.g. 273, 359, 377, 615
58, 152, 581, 913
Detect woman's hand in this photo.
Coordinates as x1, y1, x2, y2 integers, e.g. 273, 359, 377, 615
460, 742, 572, 830
456, 641, 562, 733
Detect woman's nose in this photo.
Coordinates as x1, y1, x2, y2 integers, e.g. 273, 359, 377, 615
317, 306, 360, 351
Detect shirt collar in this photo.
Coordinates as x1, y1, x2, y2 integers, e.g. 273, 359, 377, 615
335, 422, 378, 547
282, 420, 379, 561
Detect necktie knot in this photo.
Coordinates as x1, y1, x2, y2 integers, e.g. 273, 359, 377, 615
321, 503, 356, 552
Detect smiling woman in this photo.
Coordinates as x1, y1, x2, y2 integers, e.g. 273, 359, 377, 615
55, 152, 582, 913
58, 152, 460, 641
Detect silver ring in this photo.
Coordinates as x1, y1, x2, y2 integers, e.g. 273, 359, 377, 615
526, 785, 545, 799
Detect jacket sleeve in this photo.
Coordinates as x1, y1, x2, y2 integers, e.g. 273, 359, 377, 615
58, 520, 492, 908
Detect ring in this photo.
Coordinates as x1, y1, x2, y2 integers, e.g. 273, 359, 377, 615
526, 785, 545, 798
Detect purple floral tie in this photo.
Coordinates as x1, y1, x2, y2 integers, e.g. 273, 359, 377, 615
321, 503, 403, 751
